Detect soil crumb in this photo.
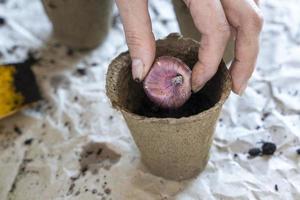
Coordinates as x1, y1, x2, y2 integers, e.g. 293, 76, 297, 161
248, 142, 277, 158
262, 142, 276, 155
275, 184, 279, 191
24, 138, 33, 145
76, 68, 86, 76
248, 148, 261, 157
0, 17, 5, 26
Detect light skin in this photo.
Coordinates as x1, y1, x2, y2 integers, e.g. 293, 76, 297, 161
116, 0, 263, 95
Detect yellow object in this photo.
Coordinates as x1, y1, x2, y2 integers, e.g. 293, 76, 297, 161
0, 66, 24, 117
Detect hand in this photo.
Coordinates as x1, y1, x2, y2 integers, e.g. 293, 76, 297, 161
115, 0, 263, 95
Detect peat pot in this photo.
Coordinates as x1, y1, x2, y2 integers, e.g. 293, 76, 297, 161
106, 34, 232, 180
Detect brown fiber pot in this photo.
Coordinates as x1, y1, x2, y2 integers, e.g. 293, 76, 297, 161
42, 0, 113, 49
106, 34, 232, 180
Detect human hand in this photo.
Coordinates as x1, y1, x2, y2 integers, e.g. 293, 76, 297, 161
115, 0, 263, 95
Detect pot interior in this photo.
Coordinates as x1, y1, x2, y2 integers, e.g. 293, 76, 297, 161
107, 36, 230, 118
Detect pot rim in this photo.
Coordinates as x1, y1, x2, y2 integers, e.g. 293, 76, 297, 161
106, 35, 232, 124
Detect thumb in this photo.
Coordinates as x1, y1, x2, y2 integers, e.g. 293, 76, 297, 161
116, 0, 156, 82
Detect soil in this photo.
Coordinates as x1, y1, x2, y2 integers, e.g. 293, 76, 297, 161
76, 68, 86, 76
14, 126, 22, 135
275, 184, 279, 192
137, 90, 215, 118
247, 142, 277, 158
24, 138, 33, 145
262, 142, 277, 155
248, 148, 261, 157
0, 16, 5, 26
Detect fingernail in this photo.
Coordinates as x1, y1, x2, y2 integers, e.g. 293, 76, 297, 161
132, 58, 144, 82
237, 82, 247, 96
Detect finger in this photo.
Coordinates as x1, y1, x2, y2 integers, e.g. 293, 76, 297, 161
116, 0, 155, 82
183, 0, 231, 92
222, 0, 263, 95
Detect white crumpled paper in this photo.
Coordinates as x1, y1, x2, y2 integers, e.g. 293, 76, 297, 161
0, 0, 299, 199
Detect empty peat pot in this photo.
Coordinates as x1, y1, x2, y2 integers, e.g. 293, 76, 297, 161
106, 34, 231, 180
42, 0, 113, 49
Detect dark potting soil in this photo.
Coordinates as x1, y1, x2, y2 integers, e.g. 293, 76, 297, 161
275, 184, 279, 192
247, 142, 277, 158
262, 142, 277, 155
0, 17, 5, 26
137, 91, 215, 118
76, 68, 87, 76
248, 148, 261, 157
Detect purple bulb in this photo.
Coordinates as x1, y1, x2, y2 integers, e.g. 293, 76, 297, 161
143, 56, 192, 109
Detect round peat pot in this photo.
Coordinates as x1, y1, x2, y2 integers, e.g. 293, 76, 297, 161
42, 0, 113, 49
106, 34, 231, 180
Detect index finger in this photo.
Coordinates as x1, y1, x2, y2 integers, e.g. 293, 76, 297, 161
116, 0, 156, 82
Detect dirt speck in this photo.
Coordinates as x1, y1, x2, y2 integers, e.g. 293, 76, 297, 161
104, 188, 111, 195
91, 62, 98, 67
14, 126, 22, 135
92, 189, 97, 194
24, 138, 34, 145
262, 142, 276, 155
76, 68, 86, 76
261, 112, 271, 121
248, 148, 261, 157
70, 174, 80, 181
67, 183, 75, 195
0, 17, 6, 26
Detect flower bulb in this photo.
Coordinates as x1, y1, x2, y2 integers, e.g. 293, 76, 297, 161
143, 56, 192, 109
